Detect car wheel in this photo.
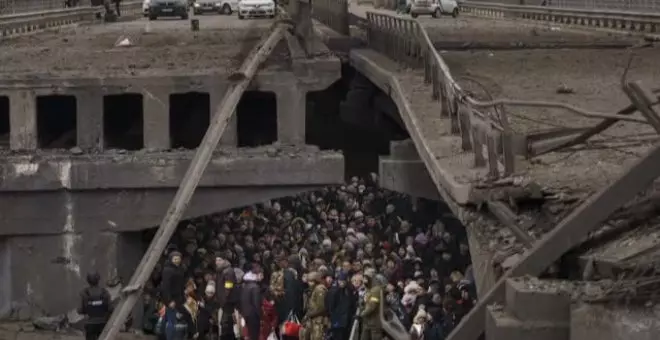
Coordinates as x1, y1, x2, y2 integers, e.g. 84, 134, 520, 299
182, 13, 189, 19
452, 8, 459, 17
268, 14, 275, 19
411, 13, 418, 18
193, 10, 200, 15
221, 4, 232, 14
432, 8, 440, 18
238, 14, 244, 19
149, 14, 157, 20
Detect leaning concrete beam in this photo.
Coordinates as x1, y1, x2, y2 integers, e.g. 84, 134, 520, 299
379, 157, 440, 200
0, 148, 344, 191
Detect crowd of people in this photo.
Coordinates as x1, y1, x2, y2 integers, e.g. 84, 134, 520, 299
142, 174, 476, 340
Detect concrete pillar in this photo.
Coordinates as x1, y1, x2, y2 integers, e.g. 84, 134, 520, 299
76, 88, 104, 151
4, 231, 132, 319
211, 89, 237, 147
276, 85, 306, 144
9, 90, 37, 151
143, 88, 170, 150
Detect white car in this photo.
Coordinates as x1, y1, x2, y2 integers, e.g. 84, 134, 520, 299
143, 0, 151, 16
237, 0, 276, 19
410, 0, 459, 18
193, 0, 238, 14
218, 0, 240, 14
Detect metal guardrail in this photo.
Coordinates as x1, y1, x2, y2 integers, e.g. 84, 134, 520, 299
0, 1, 142, 38
313, 0, 350, 34
365, 12, 515, 179
461, 1, 660, 33
0, 6, 98, 37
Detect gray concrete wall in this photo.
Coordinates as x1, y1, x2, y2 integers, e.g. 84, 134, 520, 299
0, 238, 10, 318
0, 69, 340, 152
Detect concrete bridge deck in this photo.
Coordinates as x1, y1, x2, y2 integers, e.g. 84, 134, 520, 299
0, 13, 282, 77
2, 1, 660, 337
335, 4, 660, 339
0, 11, 345, 320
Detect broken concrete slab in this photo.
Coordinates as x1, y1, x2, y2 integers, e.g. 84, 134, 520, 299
486, 305, 569, 340
505, 278, 571, 323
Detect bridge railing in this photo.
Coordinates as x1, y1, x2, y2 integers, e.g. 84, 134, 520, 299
461, 1, 660, 33
312, 0, 350, 35
0, 1, 142, 38
366, 12, 516, 179
0, 6, 98, 37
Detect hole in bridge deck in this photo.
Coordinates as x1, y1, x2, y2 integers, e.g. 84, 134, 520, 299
36, 95, 77, 149
237, 91, 277, 147
103, 94, 144, 150
169, 92, 210, 149
0, 96, 8, 149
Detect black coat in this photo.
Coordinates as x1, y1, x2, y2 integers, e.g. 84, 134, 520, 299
215, 266, 237, 309
326, 285, 357, 328
198, 296, 219, 336
281, 268, 304, 320
240, 281, 262, 318
161, 262, 185, 306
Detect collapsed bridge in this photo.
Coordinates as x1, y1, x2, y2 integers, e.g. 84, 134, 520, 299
1, 1, 660, 340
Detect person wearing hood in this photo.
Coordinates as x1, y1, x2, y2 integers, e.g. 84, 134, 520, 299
161, 252, 186, 310
326, 271, 356, 340
240, 271, 262, 340
356, 272, 385, 340
302, 272, 328, 340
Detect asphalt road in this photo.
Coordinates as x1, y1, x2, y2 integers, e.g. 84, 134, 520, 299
0, 12, 281, 77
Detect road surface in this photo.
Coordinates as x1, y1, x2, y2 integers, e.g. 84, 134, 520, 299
0, 13, 286, 78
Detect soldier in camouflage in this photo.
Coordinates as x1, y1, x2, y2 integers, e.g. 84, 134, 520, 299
269, 256, 286, 298
357, 272, 385, 340
302, 271, 329, 340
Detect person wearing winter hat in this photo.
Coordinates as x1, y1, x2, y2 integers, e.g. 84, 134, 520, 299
161, 251, 185, 309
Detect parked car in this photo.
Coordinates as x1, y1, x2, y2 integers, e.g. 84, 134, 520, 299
142, 0, 151, 16
237, 0, 276, 19
410, 0, 459, 18
218, 0, 239, 14
193, 0, 223, 14
149, 0, 189, 20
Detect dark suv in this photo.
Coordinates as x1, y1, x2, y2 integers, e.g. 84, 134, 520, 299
149, 0, 189, 20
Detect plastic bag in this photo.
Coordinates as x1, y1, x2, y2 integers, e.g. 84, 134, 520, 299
281, 312, 302, 337
234, 311, 245, 339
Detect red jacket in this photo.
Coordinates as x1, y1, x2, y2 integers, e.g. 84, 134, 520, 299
259, 299, 277, 340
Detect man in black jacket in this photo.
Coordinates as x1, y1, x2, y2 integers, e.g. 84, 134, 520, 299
281, 254, 304, 340
161, 251, 185, 310
78, 272, 112, 340
326, 272, 356, 340
215, 257, 238, 340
